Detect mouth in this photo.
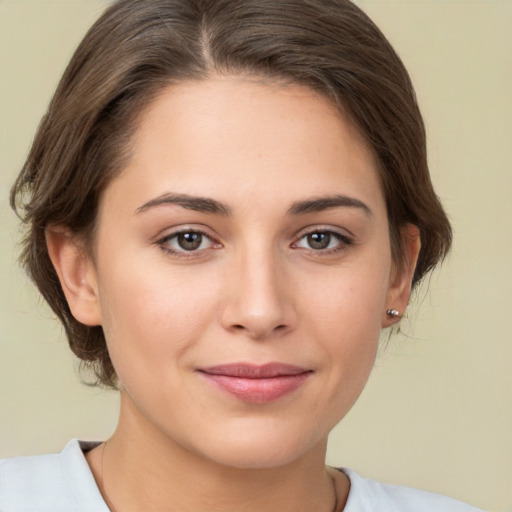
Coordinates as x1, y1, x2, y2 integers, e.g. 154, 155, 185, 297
197, 363, 312, 403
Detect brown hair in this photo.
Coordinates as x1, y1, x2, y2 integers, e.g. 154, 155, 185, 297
11, 0, 452, 389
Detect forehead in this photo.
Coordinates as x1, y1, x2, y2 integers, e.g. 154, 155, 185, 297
103, 76, 385, 218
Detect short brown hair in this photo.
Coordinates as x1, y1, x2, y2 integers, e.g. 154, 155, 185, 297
11, 0, 452, 389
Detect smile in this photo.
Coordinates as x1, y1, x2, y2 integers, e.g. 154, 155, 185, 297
198, 363, 312, 403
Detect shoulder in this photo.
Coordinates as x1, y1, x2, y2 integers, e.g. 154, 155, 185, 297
342, 468, 485, 512
0, 439, 109, 512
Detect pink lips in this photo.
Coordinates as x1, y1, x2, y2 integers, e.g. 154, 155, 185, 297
198, 363, 312, 403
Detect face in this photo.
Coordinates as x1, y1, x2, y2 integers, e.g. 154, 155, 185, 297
69, 77, 413, 468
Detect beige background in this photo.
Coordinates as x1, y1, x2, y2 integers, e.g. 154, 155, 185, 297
0, 1, 510, 511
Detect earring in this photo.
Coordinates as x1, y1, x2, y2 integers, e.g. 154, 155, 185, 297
386, 309, 401, 318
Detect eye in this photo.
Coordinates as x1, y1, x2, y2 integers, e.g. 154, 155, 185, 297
294, 230, 351, 252
159, 230, 217, 254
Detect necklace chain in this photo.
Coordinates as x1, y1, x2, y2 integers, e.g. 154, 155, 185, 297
329, 471, 340, 512
100, 441, 117, 512
100, 441, 339, 512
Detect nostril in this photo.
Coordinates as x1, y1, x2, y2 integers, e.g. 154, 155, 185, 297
229, 323, 288, 336
233, 323, 287, 331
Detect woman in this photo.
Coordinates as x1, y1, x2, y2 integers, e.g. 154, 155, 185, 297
1, 0, 484, 510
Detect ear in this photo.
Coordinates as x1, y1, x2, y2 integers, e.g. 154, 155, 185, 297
46, 226, 102, 326
382, 224, 421, 328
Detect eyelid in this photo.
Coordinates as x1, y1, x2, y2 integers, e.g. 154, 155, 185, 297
156, 226, 222, 256
294, 225, 354, 242
291, 226, 354, 253
154, 224, 354, 257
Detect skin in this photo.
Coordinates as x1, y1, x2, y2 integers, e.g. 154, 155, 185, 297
47, 76, 420, 512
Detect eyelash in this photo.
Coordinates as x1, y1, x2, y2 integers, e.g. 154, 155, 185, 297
156, 227, 353, 258
292, 228, 353, 255
157, 229, 220, 258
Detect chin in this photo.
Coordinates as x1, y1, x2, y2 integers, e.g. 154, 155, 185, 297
205, 446, 308, 470
192, 423, 326, 470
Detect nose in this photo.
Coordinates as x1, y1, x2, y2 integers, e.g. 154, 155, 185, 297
220, 248, 297, 340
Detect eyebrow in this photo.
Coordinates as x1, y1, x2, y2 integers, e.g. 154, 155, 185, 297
136, 192, 371, 217
136, 193, 231, 215
287, 195, 372, 217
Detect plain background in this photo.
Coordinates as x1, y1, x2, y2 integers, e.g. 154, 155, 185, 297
0, 1, 510, 511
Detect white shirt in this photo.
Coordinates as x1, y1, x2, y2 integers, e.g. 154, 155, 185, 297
0, 439, 483, 511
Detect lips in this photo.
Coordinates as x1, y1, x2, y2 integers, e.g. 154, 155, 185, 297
198, 363, 312, 403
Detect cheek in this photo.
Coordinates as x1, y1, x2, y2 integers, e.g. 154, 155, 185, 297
298, 256, 390, 392
301, 258, 390, 337
95, 258, 221, 378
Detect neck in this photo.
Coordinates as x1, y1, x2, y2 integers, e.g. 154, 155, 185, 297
87, 393, 349, 512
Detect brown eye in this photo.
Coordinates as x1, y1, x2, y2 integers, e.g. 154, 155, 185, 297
177, 232, 204, 251
160, 230, 215, 254
294, 230, 351, 253
307, 232, 331, 250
